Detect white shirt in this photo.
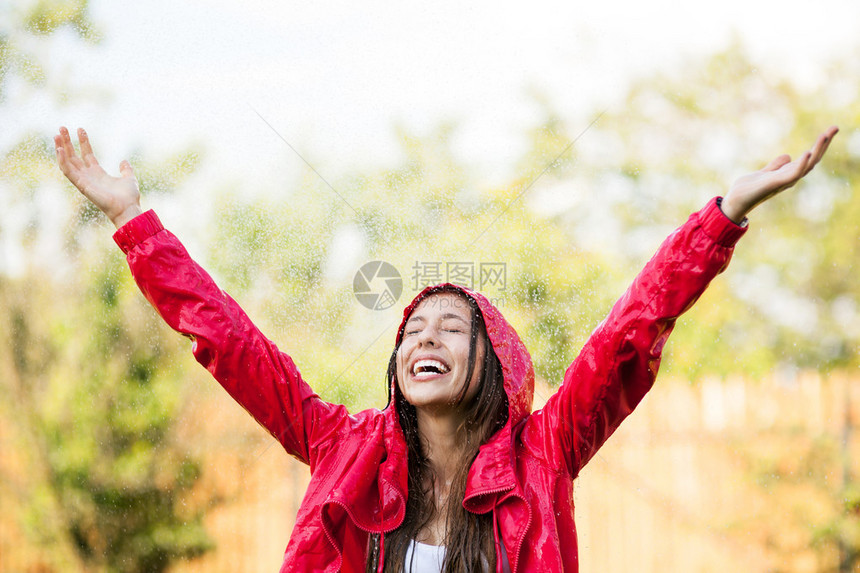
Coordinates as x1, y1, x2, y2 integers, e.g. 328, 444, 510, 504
403, 539, 512, 572
404, 539, 445, 572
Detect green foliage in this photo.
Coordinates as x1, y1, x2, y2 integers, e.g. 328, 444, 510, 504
0, 2, 214, 570
0, 134, 56, 194
129, 149, 203, 197
733, 426, 860, 570
1, 1, 857, 567
199, 45, 859, 399
23, 0, 100, 42
200, 120, 623, 407
1, 249, 214, 572
565, 42, 860, 378
187, 47, 860, 571
0, 0, 99, 101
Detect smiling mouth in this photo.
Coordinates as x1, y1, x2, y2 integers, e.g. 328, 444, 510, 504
412, 359, 451, 379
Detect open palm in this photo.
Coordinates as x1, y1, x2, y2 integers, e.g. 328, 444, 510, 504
55, 127, 142, 228
722, 126, 838, 223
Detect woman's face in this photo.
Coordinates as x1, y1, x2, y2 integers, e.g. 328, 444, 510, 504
396, 292, 485, 414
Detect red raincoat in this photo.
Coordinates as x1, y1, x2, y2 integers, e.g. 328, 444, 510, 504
114, 197, 746, 572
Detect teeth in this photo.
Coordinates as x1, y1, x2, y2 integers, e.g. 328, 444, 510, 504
412, 359, 450, 376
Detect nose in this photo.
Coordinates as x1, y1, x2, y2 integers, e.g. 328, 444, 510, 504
416, 325, 439, 347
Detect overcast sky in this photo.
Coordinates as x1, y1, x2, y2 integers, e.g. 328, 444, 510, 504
13, 0, 856, 195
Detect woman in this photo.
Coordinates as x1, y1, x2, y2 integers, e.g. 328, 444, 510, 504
55, 125, 837, 572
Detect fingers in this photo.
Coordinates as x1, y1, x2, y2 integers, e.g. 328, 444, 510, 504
802, 126, 838, 177
54, 134, 67, 171
55, 128, 77, 176
764, 153, 807, 193
119, 159, 134, 178
55, 126, 82, 173
763, 154, 791, 172
789, 151, 812, 184
78, 128, 99, 167
57, 126, 74, 159
767, 126, 838, 190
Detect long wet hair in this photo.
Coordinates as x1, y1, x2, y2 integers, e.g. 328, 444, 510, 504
366, 288, 509, 572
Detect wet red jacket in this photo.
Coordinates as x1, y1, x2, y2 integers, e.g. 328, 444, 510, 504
114, 197, 746, 572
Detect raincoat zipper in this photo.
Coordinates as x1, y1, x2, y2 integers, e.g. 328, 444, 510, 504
322, 498, 402, 573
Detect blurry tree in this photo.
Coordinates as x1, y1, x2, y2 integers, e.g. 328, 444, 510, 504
202, 43, 860, 571
562, 42, 860, 380
0, 1, 213, 571
1, 253, 213, 572
728, 414, 859, 572
555, 43, 860, 571
2, 5, 852, 567
204, 121, 623, 407
202, 42, 859, 400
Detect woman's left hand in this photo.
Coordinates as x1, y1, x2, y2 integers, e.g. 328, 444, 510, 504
721, 125, 839, 224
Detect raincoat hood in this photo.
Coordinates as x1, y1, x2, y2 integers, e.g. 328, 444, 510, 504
392, 283, 536, 512
393, 283, 535, 433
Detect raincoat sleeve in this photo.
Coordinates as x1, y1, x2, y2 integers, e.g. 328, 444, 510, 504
113, 210, 346, 467
525, 198, 747, 475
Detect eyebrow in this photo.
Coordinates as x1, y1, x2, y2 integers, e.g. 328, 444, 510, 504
440, 313, 469, 323
405, 313, 469, 325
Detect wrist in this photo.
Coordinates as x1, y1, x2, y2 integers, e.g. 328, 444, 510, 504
112, 205, 144, 229
719, 195, 747, 225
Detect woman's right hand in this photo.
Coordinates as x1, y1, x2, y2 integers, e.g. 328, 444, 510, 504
55, 126, 143, 229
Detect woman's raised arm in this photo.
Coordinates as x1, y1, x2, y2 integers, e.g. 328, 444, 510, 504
54, 126, 352, 466
524, 126, 839, 475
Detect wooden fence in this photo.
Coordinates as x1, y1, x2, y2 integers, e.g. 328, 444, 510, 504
3, 371, 859, 572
